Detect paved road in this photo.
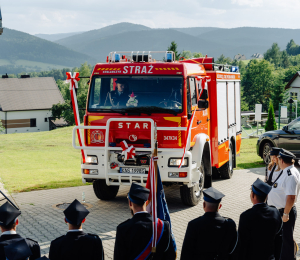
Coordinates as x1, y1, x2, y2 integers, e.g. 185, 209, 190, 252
3, 167, 300, 259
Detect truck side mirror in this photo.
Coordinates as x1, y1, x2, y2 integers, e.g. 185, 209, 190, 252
188, 112, 192, 119
199, 89, 208, 100
198, 100, 209, 109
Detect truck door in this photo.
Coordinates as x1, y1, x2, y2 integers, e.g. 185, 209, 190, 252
227, 81, 236, 140
188, 77, 208, 145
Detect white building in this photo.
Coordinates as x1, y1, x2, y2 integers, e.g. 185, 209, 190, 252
285, 71, 300, 101
0, 77, 64, 134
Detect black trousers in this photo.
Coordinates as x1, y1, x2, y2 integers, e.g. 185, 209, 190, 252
279, 206, 297, 260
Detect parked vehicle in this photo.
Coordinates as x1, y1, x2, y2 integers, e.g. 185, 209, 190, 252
72, 51, 242, 206
257, 116, 300, 164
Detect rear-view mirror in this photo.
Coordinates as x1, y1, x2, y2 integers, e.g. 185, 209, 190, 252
198, 100, 209, 109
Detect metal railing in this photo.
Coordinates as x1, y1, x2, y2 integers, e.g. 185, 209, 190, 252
72, 118, 187, 186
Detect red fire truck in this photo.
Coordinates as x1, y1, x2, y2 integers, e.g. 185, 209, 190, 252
72, 51, 242, 206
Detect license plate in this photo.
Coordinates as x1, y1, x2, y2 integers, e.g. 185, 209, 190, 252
120, 167, 146, 174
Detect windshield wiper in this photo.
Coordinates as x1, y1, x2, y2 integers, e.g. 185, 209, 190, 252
125, 106, 178, 115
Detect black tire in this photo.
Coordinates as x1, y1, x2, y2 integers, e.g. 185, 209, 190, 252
220, 143, 233, 179
180, 160, 205, 206
93, 179, 119, 200
212, 167, 220, 179
262, 142, 273, 165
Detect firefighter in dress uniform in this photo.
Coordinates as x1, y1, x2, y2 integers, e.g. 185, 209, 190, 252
180, 187, 238, 260
267, 150, 300, 260
238, 178, 283, 260
0, 202, 40, 260
114, 183, 176, 260
104, 79, 129, 107
265, 147, 282, 185
4, 239, 33, 260
49, 199, 104, 260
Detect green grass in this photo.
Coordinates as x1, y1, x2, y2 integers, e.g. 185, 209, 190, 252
236, 138, 265, 169
0, 126, 264, 193
0, 126, 89, 193
0, 59, 68, 71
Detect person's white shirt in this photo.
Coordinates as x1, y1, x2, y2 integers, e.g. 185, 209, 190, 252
1, 231, 17, 236
268, 165, 300, 209
267, 164, 282, 183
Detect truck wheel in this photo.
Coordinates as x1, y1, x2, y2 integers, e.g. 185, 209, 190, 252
220, 143, 234, 179
262, 142, 273, 165
180, 160, 205, 206
93, 180, 119, 200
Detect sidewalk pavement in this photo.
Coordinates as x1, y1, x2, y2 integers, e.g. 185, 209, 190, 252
2, 167, 300, 259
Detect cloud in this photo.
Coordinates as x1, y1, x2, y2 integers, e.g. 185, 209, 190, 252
0, 0, 299, 34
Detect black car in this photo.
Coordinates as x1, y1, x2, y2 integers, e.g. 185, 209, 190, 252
257, 116, 300, 164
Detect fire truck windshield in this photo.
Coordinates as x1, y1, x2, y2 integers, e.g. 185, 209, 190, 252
88, 76, 183, 114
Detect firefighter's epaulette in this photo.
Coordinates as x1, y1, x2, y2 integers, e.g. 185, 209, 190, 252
87, 233, 100, 239
287, 169, 292, 176
26, 237, 39, 244
51, 235, 65, 242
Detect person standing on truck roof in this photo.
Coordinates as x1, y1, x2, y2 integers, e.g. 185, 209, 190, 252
104, 78, 129, 107
267, 150, 300, 260
49, 199, 104, 260
180, 187, 238, 260
114, 183, 176, 260
238, 178, 283, 260
0, 202, 41, 260
265, 147, 282, 185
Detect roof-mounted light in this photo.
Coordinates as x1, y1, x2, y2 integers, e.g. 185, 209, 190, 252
231, 66, 239, 72
115, 53, 120, 62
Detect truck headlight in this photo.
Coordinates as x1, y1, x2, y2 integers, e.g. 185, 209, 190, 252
168, 158, 188, 167
85, 155, 98, 165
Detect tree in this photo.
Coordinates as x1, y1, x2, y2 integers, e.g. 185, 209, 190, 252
286, 39, 300, 56
281, 51, 290, 68
265, 102, 277, 131
181, 50, 193, 59
51, 62, 92, 125
271, 70, 285, 112
167, 41, 181, 60
193, 52, 204, 58
0, 117, 4, 134
264, 43, 282, 67
242, 59, 274, 111
215, 54, 232, 65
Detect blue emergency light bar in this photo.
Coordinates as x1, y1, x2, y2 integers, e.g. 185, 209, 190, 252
114, 53, 120, 62
231, 66, 239, 72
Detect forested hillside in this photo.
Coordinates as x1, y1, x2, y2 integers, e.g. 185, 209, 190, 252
0, 28, 96, 74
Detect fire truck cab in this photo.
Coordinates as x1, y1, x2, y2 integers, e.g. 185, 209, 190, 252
73, 51, 242, 206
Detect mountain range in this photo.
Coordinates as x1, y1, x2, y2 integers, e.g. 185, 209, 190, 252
2, 22, 300, 74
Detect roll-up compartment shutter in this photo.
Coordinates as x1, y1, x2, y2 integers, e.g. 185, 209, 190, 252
228, 82, 235, 126
217, 82, 228, 143
235, 82, 241, 132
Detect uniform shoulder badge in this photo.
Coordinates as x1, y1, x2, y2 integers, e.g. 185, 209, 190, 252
51, 235, 65, 242
26, 238, 39, 244
87, 233, 100, 239
287, 169, 292, 176
274, 183, 278, 188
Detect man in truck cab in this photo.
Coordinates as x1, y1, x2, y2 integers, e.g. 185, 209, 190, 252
104, 78, 129, 107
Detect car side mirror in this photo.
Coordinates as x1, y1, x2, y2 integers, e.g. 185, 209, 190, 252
282, 125, 287, 131
198, 100, 209, 109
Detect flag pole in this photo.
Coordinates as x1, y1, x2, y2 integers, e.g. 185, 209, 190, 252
152, 123, 158, 253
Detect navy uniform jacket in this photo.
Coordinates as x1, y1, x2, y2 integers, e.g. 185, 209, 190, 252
104, 90, 128, 107
238, 203, 283, 260
181, 212, 238, 260
49, 231, 104, 260
114, 212, 176, 260
0, 234, 40, 260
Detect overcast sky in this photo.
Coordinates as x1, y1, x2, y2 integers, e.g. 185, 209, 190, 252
1, 0, 300, 35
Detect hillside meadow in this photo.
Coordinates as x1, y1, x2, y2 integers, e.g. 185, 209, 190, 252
0, 127, 264, 193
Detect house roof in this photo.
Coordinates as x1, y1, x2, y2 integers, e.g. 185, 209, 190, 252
0, 77, 64, 112
285, 71, 300, 90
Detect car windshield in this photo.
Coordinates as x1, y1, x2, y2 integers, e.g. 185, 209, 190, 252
88, 76, 183, 114
288, 117, 300, 131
